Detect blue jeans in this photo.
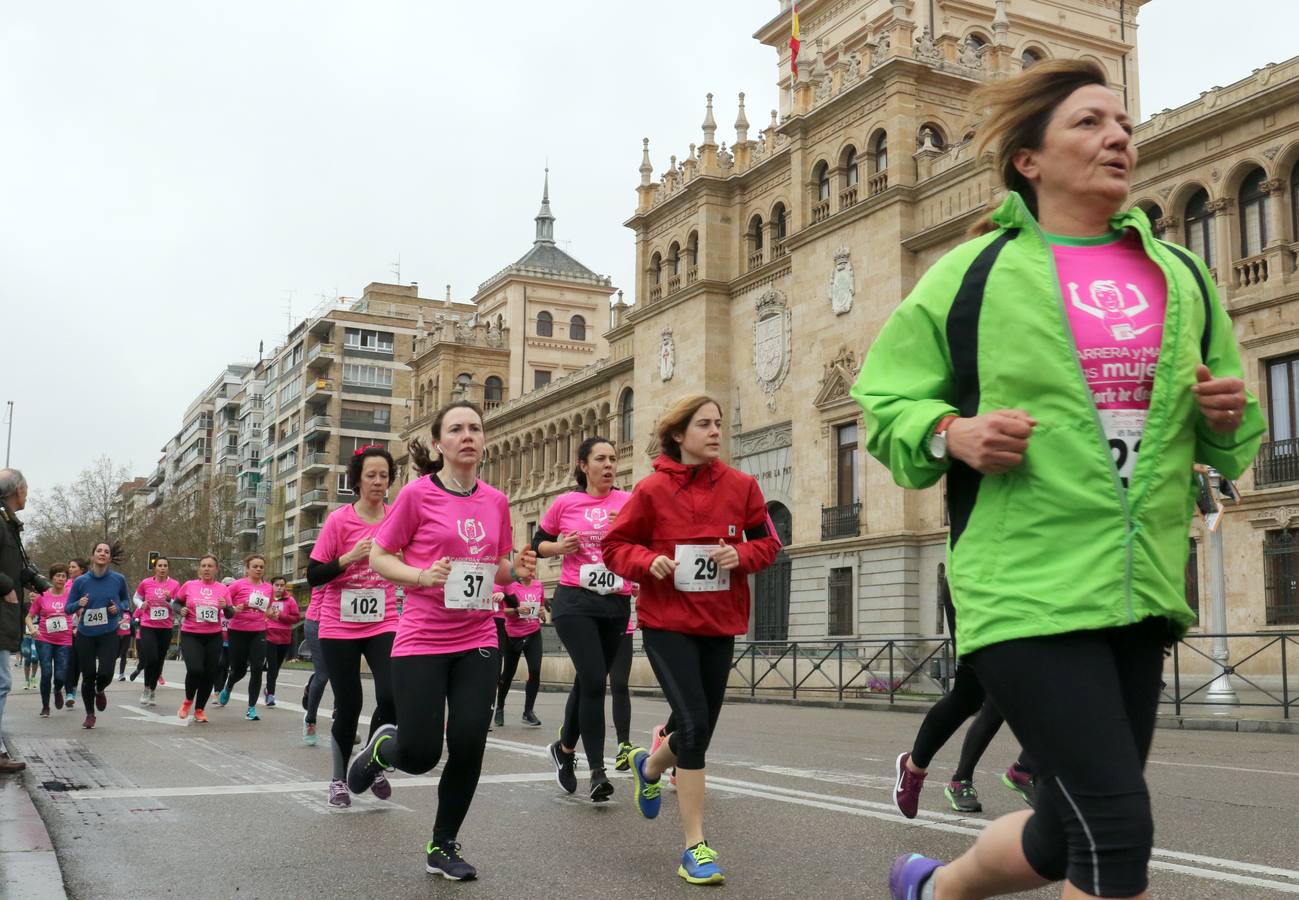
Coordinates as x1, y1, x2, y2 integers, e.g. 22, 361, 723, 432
35, 641, 72, 709
303, 619, 329, 724
0, 649, 11, 747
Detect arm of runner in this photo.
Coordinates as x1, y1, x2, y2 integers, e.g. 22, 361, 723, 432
601, 486, 661, 583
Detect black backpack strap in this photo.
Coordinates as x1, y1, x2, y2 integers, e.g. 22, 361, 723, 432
1160, 241, 1212, 361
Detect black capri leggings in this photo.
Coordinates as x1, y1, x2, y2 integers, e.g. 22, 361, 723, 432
222, 630, 267, 707
966, 617, 1170, 898
377, 647, 498, 845
265, 641, 291, 695
137, 627, 172, 691
116, 632, 133, 675
609, 631, 633, 746
76, 631, 119, 707
180, 632, 223, 710
496, 630, 543, 714
641, 628, 733, 770
555, 612, 629, 771
320, 631, 396, 782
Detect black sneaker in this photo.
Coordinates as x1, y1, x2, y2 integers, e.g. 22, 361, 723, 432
548, 739, 577, 794
494, 706, 505, 728
521, 710, 541, 728
589, 767, 613, 803
129, 669, 140, 682
347, 724, 397, 795
426, 840, 477, 881
944, 779, 983, 813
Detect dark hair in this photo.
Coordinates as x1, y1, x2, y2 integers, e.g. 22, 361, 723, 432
48, 563, 68, 578
348, 445, 397, 489
656, 394, 723, 461
152, 555, 169, 569
71, 558, 89, 571
967, 58, 1110, 234
90, 541, 124, 565
409, 400, 484, 475
573, 436, 615, 490
271, 575, 287, 586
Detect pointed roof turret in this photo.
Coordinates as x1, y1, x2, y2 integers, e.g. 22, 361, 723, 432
701, 93, 717, 145
534, 168, 555, 245
735, 92, 750, 143
639, 138, 653, 186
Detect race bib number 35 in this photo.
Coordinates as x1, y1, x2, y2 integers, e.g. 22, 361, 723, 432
340, 589, 385, 623
673, 545, 731, 593
82, 607, 109, 628
444, 560, 496, 610
247, 593, 269, 612
579, 564, 624, 596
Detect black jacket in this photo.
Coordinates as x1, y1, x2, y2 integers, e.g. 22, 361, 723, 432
0, 502, 37, 653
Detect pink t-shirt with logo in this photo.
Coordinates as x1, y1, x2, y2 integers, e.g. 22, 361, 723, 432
310, 503, 399, 640
1057, 231, 1168, 489
540, 489, 633, 591
502, 581, 544, 638
117, 610, 132, 634
136, 577, 180, 629
176, 579, 231, 635
226, 578, 273, 632
375, 476, 513, 657
31, 591, 73, 646
266, 592, 301, 644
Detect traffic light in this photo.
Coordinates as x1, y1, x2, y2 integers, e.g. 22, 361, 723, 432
147, 551, 160, 570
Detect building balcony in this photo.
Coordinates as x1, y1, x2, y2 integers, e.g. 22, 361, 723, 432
306, 342, 336, 371
237, 516, 260, 536
146, 490, 162, 508
666, 273, 682, 295
868, 172, 888, 196
277, 459, 299, 478
302, 452, 331, 475
278, 429, 300, 448
340, 417, 391, 433
298, 526, 322, 547
811, 199, 831, 224
649, 284, 663, 303
305, 378, 334, 402
839, 184, 859, 209
1232, 250, 1273, 289
300, 489, 329, 509
1253, 439, 1299, 489
821, 502, 862, 541
304, 415, 332, 438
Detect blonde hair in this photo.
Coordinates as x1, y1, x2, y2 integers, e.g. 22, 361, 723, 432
655, 394, 722, 461
967, 58, 1111, 235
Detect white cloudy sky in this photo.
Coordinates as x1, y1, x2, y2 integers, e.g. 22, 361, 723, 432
1, 0, 1291, 511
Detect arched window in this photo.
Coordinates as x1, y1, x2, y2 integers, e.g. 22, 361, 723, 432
1185, 188, 1216, 269
455, 372, 472, 398
844, 146, 859, 187
536, 310, 553, 337
815, 161, 831, 201
1021, 47, 1044, 68
484, 376, 503, 407
686, 231, 699, 268
1239, 168, 1269, 257
749, 214, 765, 251
966, 33, 988, 51
569, 315, 586, 342
650, 252, 662, 285
668, 241, 681, 275
619, 388, 634, 448
918, 124, 947, 151
872, 131, 888, 174
1142, 202, 1166, 239
1292, 157, 1299, 241
772, 203, 787, 240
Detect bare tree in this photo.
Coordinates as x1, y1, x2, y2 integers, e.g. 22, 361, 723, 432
26, 456, 131, 565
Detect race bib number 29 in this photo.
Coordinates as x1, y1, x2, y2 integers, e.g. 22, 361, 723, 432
673, 545, 731, 593
444, 560, 496, 610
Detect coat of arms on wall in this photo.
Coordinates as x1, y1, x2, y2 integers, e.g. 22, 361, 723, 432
829, 246, 855, 316
753, 289, 791, 410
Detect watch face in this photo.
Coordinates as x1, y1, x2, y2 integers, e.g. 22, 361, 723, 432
929, 431, 947, 460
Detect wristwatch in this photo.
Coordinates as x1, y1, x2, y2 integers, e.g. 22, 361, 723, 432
928, 415, 959, 461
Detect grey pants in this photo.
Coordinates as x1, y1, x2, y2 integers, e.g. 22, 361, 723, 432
303, 619, 330, 725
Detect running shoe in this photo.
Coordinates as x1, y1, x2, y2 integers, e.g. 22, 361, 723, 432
614, 741, 634, 771
40, 707, 50, 718
493, 706, 505, 728
589, 767, 613, 803
944, 780, 982, 813
129, 669, 140, 682
521, 710, 541, 728
303, 716, 317, 746
327, 779, 351, 809
245, 707, 260, 721
95, 691, 107, 712
548, 739, 577, 794
178, 699, 193, 720
265, 693, 276, 707
158, 676, 166, 686
426, 840, 476, 881
893, 751, 927, 819
678, 842, 724, 885
347, 724, 397, 795
82, 714, 96, 729
146, 689, 157, 707
117, 674, 126, 682
194, 709, 209, 724
54, 687, 64, 710
217, 687, 230, 707
889, 853, 943, 900
140, 690, 150, 707
1002, 766, 1036, 808
629, 747, 661, 819
370, 771, 392, 801
66, 695, 75, 709
650, 722, 667, 755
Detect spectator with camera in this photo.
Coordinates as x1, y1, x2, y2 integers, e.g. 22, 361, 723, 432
2, 467, 49, 774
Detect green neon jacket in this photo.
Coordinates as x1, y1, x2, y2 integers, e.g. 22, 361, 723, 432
851, 192, 1264, 657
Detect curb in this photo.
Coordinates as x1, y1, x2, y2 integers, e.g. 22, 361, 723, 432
0, 773, 69, 900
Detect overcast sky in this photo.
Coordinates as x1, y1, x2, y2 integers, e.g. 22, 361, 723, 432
2, 1, 1291, 514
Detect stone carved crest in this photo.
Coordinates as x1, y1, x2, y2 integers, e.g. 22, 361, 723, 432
814, 347, 860, 410
829, 247, 855, 316
659, 327, 675, 382
914, 27, 941, 63
753, 289, 792, 409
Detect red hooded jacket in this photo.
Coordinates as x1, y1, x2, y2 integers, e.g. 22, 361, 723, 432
602, 455, 781, 637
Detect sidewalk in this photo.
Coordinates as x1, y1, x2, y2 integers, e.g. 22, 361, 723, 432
0, 772, 67, 900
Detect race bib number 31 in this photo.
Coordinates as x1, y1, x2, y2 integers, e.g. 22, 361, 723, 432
579, 564, 624, 596
340, 589, 385, 623
444, 560, 496, 610
82, 607, 109, 628
45, 615, 68, 634
673, 545, 731, 593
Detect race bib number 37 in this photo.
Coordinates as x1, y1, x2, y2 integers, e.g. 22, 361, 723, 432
673, 545, 731, 593
340, 589, 385, 623
444, 560, 496, 610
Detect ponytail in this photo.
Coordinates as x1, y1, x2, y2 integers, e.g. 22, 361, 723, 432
412, 400, 484, 476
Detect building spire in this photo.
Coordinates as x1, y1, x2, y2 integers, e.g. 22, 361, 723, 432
534, 167, 555, 245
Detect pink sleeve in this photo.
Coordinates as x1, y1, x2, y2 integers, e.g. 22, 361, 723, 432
498, 494, 514, 558
375, 481, 419, 552
539, 495, 564, 535
310, 513, 339, 563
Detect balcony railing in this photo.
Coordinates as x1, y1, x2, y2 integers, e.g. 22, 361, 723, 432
340, 417, 391, 433
300, 489, 329, 507
306, 342, 336, 368
304, 415, 332, 436
1254, 438, 1299, 488
839, 185, 859, 208
305, 378, 334, 400
811, 199, 831, 223
771, 241, 788, 260
868, 172, 888, 196
821, 502, 862, 540
748, 249, 764, 271
649, 284, 663, 303
666, 274, 681, 295
298, 527, 323, 546
686, 265, 699, 285
1233, 253, 1269, 288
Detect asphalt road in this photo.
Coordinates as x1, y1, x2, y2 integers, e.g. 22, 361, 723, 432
3, 661, 1298, 899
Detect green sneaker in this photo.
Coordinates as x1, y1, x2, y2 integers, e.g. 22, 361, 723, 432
944, 780, 983, 813
1002, 766, 1036, 808
614, 741, 634, 771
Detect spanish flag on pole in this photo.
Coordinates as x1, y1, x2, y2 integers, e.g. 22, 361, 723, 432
790, 2, 801, 76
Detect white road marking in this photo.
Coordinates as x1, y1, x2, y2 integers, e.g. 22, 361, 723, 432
68, 771, 557, 800
1148, 758, 1299, 778
116, 704, 191, 727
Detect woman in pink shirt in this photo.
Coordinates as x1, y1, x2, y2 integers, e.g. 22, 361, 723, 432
350, 401, 537, 882
25, 564, 73, 717
218, 554, 273, 721
172, 555, 231, 723
132, 557, 179, 706
62, 558, 86, 710
495, 580, 545, 728
307, 445, 400, 809
263, 576, 300, 707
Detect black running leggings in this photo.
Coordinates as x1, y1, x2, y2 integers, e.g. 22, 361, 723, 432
76, 631, 119, 707
609, 631, 633, 745
496, 629, 542, 714
555, 613, 629, 771
641, 628, 733, 770
65, 634, 81, 696
967, 617, 1169, 898
222, 630, 267, 707
378, 647, 498, 845
320, 631, 396, 782
180, 632, 223, 710
116, 632, 132, 675
265, 641, 291, 695
137, 627, 172, 691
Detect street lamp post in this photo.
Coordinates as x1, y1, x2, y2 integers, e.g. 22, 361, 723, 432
4, 401, 12, 467
1202, 468, 1239, 709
